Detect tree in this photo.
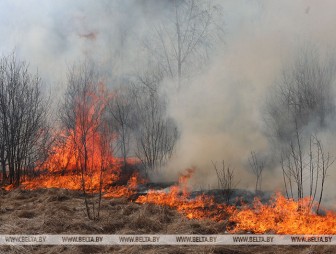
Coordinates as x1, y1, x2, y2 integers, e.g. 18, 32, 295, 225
60, 61, 112, 220
281, 133, 334, 213
107, 85, 134, 170
212, 160, 238, 204
0, 54, 50, 186
265, 47, 335, 212
144, 0, 223, 88
265, 47, 335, 144
248, 151, 264, 193
131, 69, 179, 175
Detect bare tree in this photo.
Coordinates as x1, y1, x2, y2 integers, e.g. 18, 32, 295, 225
0, 54, 50, 186
212, 160, 238, 204
314, 137, 333, 213
144, 0, 223, 88
265, 47, 335, 144
107, 85, 134, 170
248, 151, 264, 193
281, 131, 334, 213
265, 47, 336, 212
61, 61, 111, 220
131, 70, 179, 175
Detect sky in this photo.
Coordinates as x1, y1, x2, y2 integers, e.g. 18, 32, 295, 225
1, 0, 336, 204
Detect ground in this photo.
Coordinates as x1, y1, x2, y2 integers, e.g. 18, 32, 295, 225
0, 188, 334, 254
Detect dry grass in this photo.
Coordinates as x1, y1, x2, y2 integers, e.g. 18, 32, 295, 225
0, 188, 335, 253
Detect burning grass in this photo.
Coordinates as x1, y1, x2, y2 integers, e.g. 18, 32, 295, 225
0, 188, 225, 254
135, 169, 231, 222
228, 194, 336, 234
0, 188, 335, 254
2, 81, 334, 238
134, 170, 336, 235
4, 167, 336, 235
2, 119, 336, 243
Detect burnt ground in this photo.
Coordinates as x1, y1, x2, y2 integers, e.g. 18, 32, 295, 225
0, 188, 334, 254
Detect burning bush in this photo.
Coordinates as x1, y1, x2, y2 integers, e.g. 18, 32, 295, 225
57, 62, 116, 220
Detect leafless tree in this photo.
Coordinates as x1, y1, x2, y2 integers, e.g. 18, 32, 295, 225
144, 0, 223, 89
265, 47, 336, 212
314, 137, 333, 213
265, 47, 335, 144
60, 61, 111, 220
281, 132, 334, 213
0, 54, 51, 186
248, 151, 264, 193
212, 160, 238, 204
131, 70, 179, 175
107, 85, 134, 170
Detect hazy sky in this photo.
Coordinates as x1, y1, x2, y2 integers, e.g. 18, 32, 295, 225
0, 0, 260, 85
0, 1, 334, 89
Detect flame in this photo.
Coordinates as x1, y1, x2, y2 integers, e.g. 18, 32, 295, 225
135, 169, 336, 234
103, 171, 145, 198
4, 161, 336, 234
7, 82, 143, 199
20, 169, 120, 191
135, 169, 229, 221
2, 80, 335, 235
228, 193, 336, 234
40, 131, 78, 173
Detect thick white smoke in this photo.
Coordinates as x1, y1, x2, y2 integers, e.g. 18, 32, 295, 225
1, 1, 336, 204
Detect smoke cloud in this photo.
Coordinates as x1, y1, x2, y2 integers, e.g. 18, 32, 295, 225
2, 0, 336, 202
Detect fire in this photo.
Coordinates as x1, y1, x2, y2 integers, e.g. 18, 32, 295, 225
18, 159, 143, 198
135, 170, 336, 234
135, 169, 229, 221
20, 169, 120, 191
2, 86, 336, 238
16, 83, 117, 192
7, 82, 143, 199
39, 131, 78, 173
228, 193, 336, 234
4, 159, 336, 234
103, 172, 145, 198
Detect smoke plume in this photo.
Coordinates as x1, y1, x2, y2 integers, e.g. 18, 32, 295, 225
2, 0, 336, 203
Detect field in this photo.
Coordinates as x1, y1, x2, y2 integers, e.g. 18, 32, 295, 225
0, 188, 334, 254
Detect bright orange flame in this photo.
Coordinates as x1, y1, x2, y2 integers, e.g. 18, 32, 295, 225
11, 83, 143, 198
20, 169, 120, 192
3, 86, 336, 238
136, 169, 229, 221
228, 193, 336, 234
22, 83, 116, 191
103, 171, 145, 198
135, 169, 336, 234
5, 161, 336, 234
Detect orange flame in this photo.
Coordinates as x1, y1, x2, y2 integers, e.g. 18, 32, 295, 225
9, 83, 143, 199
103, 171, 145, 198
5, 161, 336, 234
136, 169, 229, 221
228, 193, 336, 234
135, 169, 336, 234
3, 82, 336, 236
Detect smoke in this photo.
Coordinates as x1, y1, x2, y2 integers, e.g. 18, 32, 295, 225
2, 0, 336, 200
163, 0, 336, 194
0, 0, 158, 92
